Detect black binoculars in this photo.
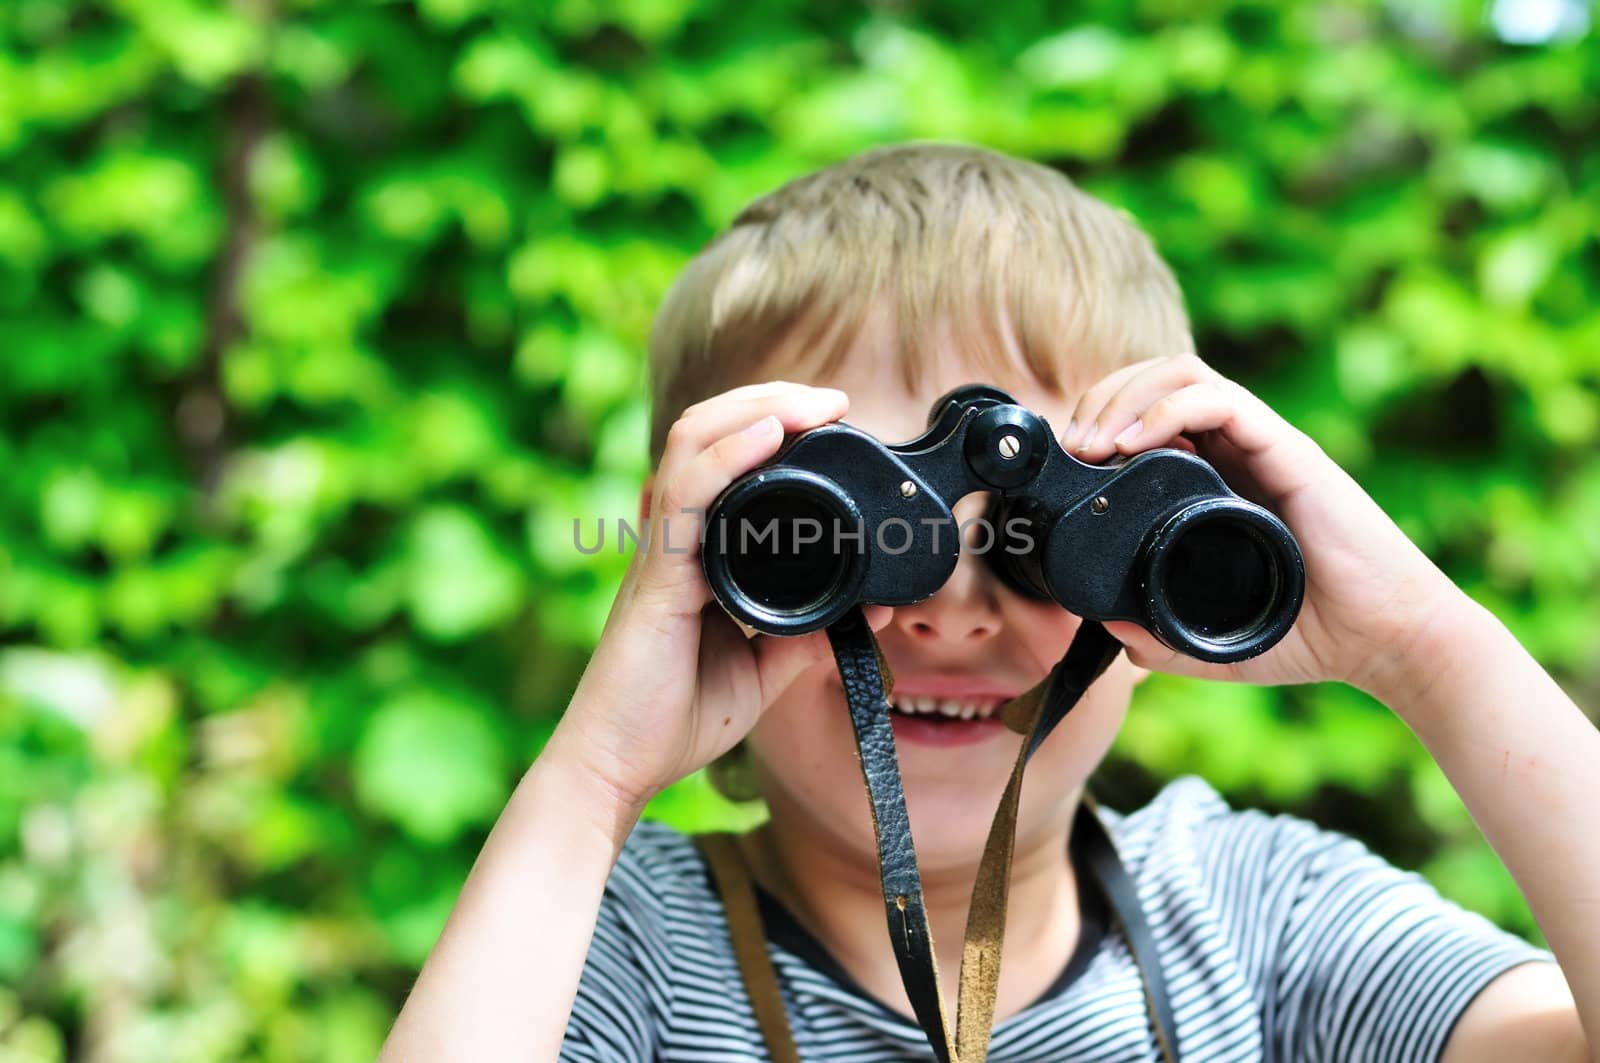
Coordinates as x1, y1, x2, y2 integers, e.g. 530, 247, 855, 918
701, 384, 1305, 663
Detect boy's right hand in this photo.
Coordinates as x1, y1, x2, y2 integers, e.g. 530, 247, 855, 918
548, 381, 886, 818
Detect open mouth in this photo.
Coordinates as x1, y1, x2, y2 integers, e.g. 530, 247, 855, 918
886, 694, 1011, 747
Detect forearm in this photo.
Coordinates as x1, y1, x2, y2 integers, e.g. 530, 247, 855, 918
378, 730, 645, 1063
1365, 590, 1600, 1052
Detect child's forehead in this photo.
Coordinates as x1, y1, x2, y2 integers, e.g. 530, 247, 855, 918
760, 310, 1104, 439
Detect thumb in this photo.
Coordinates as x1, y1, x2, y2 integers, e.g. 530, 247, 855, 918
1102, 620, 1238, 683
1101, 620, 1183, 674
751, 626, 837, 706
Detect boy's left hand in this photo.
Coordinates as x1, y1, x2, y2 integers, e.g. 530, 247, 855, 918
1059, 353, 1458, 698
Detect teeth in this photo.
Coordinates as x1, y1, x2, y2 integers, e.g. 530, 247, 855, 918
889, 696, 1000, 720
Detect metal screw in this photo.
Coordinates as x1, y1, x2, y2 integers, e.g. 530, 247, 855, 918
899, 480, 918, 498
997, 434, 1021, 459
1091, 495, 1110, 514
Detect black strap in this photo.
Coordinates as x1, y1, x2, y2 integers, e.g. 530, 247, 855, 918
824, 609, 952, 1053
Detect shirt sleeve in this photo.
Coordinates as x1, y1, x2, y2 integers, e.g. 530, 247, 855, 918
560, 828, 677, 1062
1257, 809, 1552, 1063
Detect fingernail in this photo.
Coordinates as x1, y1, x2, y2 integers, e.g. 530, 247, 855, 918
1074, 426, 1095, 453
744, 415, 780, 438
1063, 419, 1077, 446
1113, 420, 1142, 446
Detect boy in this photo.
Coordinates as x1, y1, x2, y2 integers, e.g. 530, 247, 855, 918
379, 144, 1597, 1061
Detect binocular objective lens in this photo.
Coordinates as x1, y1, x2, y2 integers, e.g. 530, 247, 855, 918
1161, 517, 1278, 639
720, 487, 853, 614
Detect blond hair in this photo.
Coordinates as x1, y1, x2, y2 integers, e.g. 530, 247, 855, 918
647, 142, 1194, 465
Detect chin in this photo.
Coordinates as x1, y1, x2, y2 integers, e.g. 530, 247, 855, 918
902, 793, 1011, 867
905, 773, 1074, 867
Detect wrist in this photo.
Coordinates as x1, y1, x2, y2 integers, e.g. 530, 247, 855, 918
528, 723, 654, 852
1349, 573, 1492, 710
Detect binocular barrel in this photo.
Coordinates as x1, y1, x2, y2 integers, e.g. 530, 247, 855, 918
985, 492, 1302, 661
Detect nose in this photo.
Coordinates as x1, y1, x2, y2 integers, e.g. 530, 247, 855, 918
891, 495, 1005, 645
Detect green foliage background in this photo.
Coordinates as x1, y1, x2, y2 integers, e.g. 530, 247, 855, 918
1, 0, 1597, 1058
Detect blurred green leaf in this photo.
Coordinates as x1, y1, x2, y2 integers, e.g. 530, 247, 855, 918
354, 689, 508, 842
403, 507, 523, 640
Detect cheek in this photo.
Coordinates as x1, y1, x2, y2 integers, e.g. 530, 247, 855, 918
1008, 605, 1137, 791
1025, 656, 1137, 788
1015, 602, 1087, 673
744, 662, 903, 854
745, 658, 857, 786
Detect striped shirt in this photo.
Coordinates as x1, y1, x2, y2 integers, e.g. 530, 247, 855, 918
561, 776, 1549, 1061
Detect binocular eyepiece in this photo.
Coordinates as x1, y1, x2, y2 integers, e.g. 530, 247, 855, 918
701, 384, 1304, 664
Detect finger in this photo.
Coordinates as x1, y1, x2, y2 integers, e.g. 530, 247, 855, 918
658, 412, 800, 523
1059, 356, 1172, 451
1100, 621, 1177, 670
693, 608, 790, 755
634, 414, 791, 610
679, 379, 800, 416
1103, 378, 1320, 502
1101, 620, 1237, 683
660, 384, 848, 470
1176, 427, 1269, 507
1068, 354, 1213, 460
749, 608, 893, 711
643, 384, 857, 594
750, 626, 837, 708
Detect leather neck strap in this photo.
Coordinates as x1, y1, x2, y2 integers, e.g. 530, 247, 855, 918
698, 831, 805, 1063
